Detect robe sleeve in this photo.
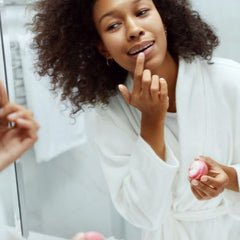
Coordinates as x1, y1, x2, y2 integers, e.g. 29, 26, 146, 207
223, 163, 240, 220
222, 65, 240, 219
223, 137, 240, 219
95, 109, 179, 231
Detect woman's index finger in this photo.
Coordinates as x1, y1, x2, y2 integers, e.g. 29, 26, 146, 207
133, 52, 145, 92
0, 79, 9, 108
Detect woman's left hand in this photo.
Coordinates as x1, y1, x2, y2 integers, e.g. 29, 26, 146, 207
0, 80, 39, 171
189, 156, 229, 200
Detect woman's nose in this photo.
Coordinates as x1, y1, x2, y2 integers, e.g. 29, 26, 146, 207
126, 18, 144, 40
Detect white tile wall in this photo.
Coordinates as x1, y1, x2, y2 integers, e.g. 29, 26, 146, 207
191, 0, 240, 62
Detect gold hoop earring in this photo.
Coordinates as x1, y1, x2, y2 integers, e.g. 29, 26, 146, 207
106, 58, 112, 66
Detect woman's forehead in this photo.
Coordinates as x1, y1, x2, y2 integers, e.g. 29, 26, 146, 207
93, 0, 153, 11
93, 0, 154, 21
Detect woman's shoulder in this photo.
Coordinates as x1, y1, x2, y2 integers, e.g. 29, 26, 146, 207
195, 57, 240, 89
199, 57, 240, 106
96, 74, 137, 120
211, 57, 240, 67
95, 92, 141, 131
96, 93, 126, 117
199, 57, 240, 77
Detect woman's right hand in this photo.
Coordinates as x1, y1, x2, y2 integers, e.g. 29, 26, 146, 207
118, 52, 168, 159
118, 52, 169, 123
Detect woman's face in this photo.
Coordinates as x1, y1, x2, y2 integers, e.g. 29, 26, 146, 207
93, 0, 169, 75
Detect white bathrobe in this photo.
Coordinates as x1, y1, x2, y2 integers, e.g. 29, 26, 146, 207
95, 57, 240, 240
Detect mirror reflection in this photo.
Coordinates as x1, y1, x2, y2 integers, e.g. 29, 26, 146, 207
0, 4, 39, 239
0, 9, 17, 231
0, 0, 240, 240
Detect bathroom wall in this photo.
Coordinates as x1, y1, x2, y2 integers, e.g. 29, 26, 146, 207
191, 0, 240, 62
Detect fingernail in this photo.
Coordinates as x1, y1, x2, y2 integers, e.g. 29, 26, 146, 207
8, 113, 17, 120
118, 84, 124, 92
17, 118, 26, 124
201, 176, 208, 182
192, 180, 199, 186
118, 85, 125, 97
0, 108, 3, 115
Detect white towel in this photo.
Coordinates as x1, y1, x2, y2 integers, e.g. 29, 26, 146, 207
18, 34, 86, 163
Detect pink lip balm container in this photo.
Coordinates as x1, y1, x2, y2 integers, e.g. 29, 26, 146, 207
188, 159, 208, 180
85, 232, 104, 240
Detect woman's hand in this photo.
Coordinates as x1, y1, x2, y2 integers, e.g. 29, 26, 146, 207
190, 156, 230, 200
0, 80, 39, 171
118, 52, 169, 123
118, 53, 169, 159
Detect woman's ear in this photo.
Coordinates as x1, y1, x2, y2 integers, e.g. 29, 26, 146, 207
97, 41, 112, 59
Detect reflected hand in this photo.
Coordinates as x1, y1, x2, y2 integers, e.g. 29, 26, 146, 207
72, 232, 104, 240
189, 156, 229, 200
0, 80, 39, 171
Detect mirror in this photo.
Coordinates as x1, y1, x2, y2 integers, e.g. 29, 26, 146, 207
1, 0, 239, 240
0, 6, 22, 237
0, 2, 141, 240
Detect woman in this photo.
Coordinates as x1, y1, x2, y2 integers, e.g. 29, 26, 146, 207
31, 0, 240, 239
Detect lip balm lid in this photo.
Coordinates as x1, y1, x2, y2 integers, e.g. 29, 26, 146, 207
189, 161, 201, 177
188, 159, 208, 180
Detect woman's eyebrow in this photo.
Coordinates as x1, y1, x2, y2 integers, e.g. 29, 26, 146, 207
99, 11, 115, 24
98, 0, 144, 24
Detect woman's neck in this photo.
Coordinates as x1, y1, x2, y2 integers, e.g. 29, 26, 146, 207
155, 53, 179, 113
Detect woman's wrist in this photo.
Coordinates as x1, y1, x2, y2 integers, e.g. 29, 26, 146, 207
141, 115, 165, 160
0, 156, 10, 172
220, 164, 239, 192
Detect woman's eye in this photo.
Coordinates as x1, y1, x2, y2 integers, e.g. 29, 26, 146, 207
107, 23, 120, 31
136, 9, 149, 17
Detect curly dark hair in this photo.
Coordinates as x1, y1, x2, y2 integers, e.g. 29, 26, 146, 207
30, 0, 219, 114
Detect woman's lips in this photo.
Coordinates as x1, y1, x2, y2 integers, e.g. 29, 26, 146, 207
127, 41, 154, 56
